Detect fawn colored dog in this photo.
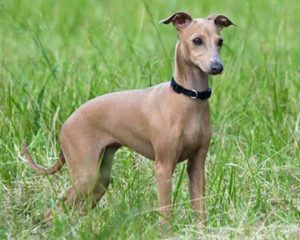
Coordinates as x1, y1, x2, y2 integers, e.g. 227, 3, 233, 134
23, 12, 234, 227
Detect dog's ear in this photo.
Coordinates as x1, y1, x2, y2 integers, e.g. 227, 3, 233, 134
160, 12, 193, 30
207, 14, 235, 30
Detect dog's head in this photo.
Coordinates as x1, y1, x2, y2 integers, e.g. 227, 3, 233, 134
160, 12, 235, 75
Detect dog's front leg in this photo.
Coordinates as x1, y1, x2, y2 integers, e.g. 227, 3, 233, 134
187, 148, 208, 228
154, 159, 175, 223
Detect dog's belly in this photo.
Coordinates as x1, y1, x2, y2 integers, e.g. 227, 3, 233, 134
124, 140, 155, 160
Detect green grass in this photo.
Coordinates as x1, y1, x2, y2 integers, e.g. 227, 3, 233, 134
0, 0, 299, 239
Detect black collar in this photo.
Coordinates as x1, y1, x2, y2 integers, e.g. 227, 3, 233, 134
170, 78, 212, 100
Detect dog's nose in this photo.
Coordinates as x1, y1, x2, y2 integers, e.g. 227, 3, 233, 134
210, 62, 223, 74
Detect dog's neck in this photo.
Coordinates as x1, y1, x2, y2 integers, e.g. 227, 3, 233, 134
173, 42, 209, 92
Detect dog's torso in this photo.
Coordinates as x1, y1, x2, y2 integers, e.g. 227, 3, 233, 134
61, 82, 211, 162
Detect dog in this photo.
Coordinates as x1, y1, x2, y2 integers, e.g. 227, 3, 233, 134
23, 11, 234, 227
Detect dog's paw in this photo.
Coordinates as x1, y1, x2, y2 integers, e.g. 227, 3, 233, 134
43, 209, 54, 222
196, 220, 206, 231
158, 219, 173, 236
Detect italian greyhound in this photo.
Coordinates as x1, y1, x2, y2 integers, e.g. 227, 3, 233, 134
23, 12, 234, 227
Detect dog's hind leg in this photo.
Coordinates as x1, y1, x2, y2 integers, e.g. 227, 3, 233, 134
91, 145, 119, 207
58, 142, 105, 212
59, 144, 119, 212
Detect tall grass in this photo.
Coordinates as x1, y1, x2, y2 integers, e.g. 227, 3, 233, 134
0, 0, 299, 239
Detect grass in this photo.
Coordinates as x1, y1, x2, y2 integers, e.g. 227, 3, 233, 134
0, 0, 299, 239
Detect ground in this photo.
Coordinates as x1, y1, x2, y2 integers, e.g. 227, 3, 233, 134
0, 0, 299, 239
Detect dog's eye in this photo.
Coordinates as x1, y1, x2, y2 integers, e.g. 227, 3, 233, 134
217, 39, 223, 47
192, 37, 202, 46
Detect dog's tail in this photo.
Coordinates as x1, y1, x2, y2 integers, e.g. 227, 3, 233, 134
22, 144, 65, 176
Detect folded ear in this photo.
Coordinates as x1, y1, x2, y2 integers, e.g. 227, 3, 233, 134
160, 12, 193, 30
207, 14, 235, 30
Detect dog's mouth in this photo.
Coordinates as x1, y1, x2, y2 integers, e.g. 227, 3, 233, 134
208, 68, 223, 75
196, 63, 223, 75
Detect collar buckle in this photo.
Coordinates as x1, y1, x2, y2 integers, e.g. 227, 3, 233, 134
190, 89, 198, 99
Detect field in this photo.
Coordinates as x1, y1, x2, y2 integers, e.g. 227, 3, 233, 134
0, 0, 299, 239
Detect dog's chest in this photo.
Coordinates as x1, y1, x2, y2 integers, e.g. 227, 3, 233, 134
174, 110, 210, 160
182, 118, 206, 146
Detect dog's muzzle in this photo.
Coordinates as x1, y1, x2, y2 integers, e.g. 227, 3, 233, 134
210, 62, 223, 75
